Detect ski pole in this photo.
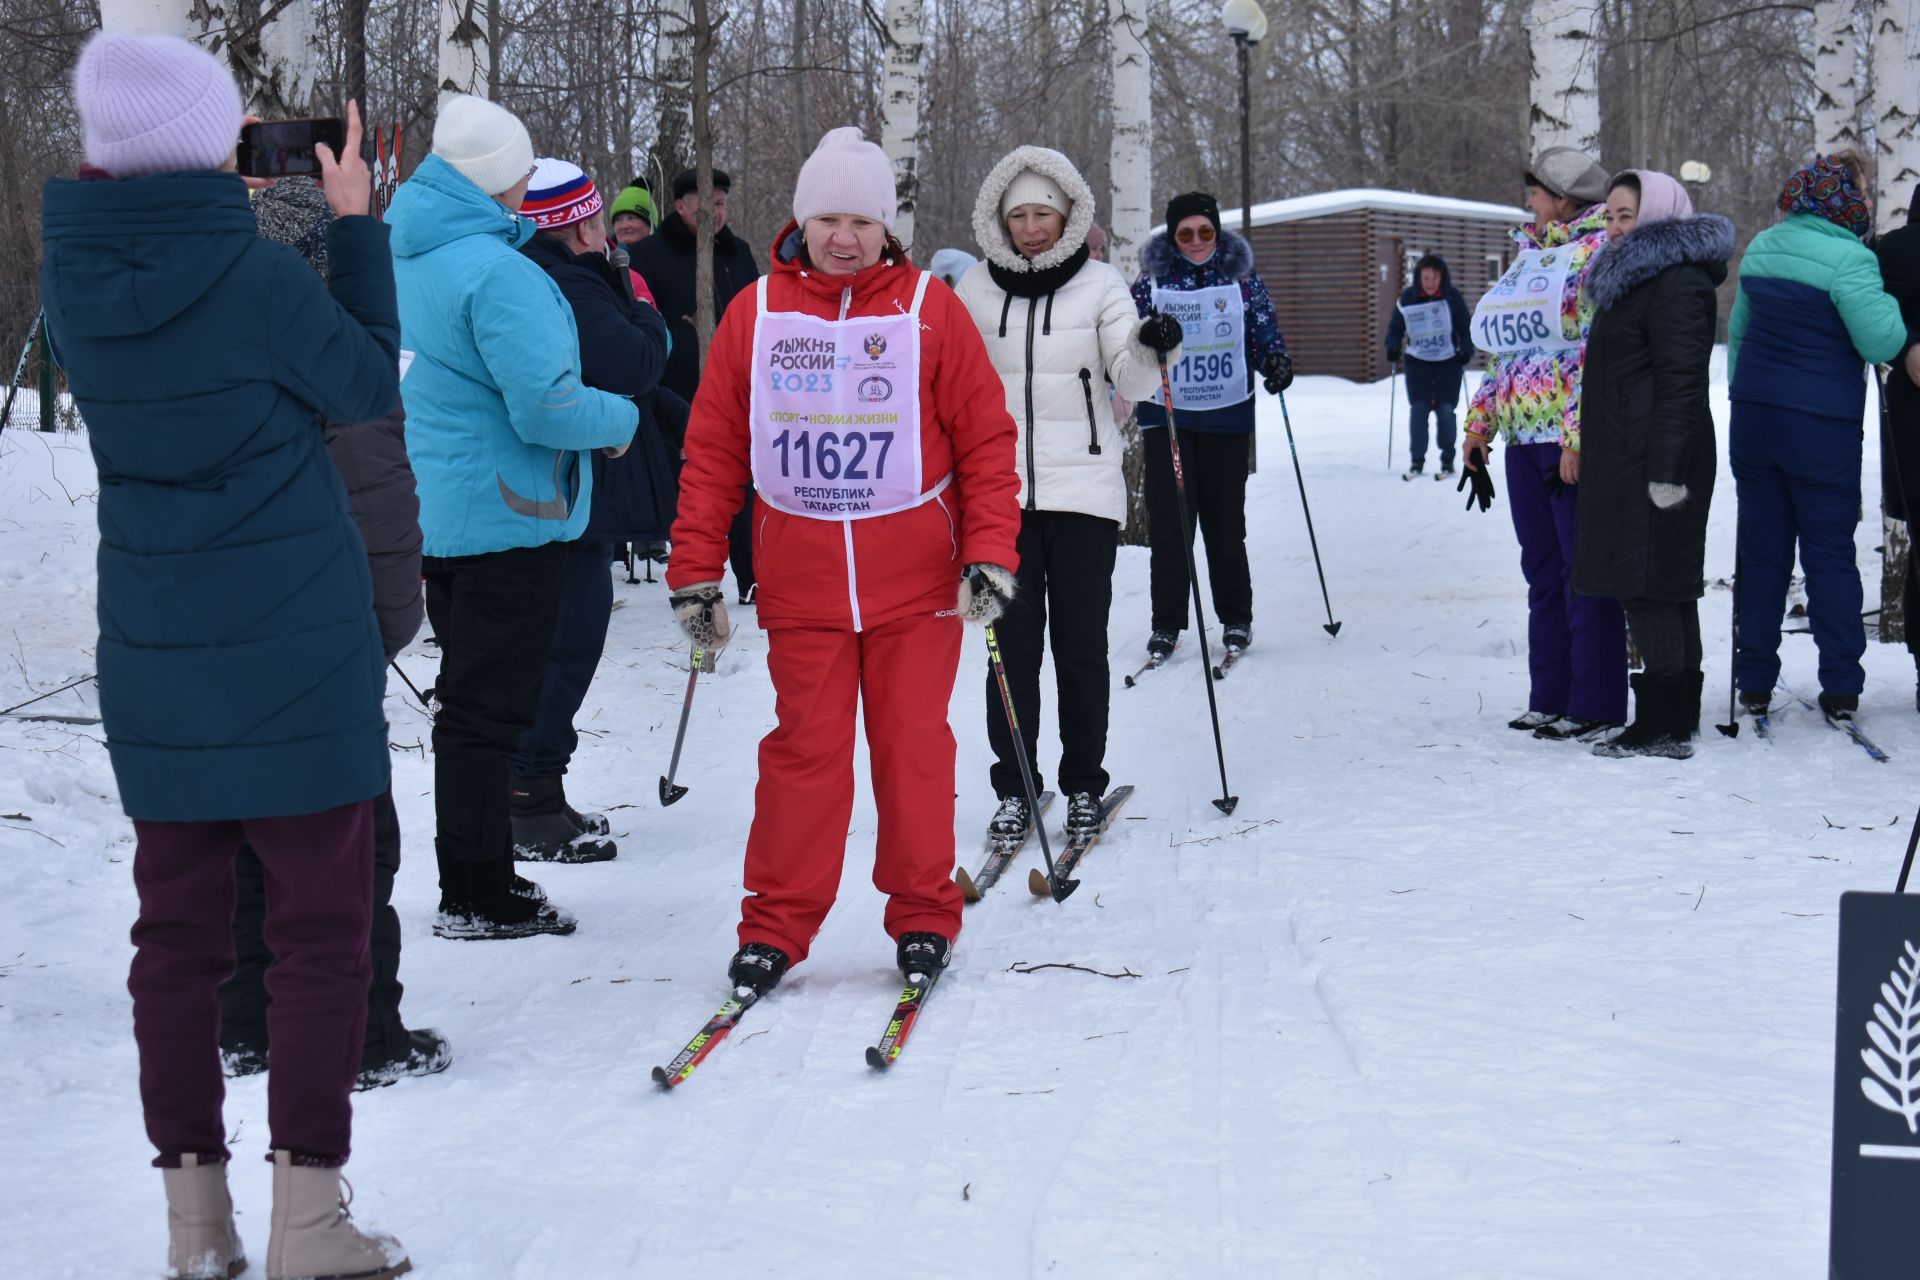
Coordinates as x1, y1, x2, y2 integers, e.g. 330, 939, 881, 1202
1155, 355, 1239, 816
1898, 800, 1919, 894
659, 642, 707, 806
0, 671, 95, 716
388, 660, 434, 716
1276, 391, 1341, 637
1714, 555, 1740, 738
984, 622, 1075, 901
1385, 358, 1398, 470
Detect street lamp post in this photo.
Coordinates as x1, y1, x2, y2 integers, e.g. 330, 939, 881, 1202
1222, 0, 1267, 238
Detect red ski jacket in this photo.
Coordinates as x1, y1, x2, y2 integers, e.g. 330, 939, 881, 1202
669, 224, 1021, 632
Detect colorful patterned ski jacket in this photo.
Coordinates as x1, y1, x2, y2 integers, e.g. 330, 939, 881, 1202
1465, 203, 1609, 450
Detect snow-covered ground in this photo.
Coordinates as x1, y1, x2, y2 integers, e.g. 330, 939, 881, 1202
2, 368, 1910, 1278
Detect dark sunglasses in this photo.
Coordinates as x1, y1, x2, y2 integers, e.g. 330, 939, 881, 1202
1175, 225, 1216, 244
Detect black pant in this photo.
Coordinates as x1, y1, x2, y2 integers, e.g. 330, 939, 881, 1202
1143, 427, 1253, 632
423, 542, 567, 903
729, 488, 756, 596
219, 788, 406, 1070
510, 539, 614, 778
985, 510, 1118, 799
1623, 598, 1702, 679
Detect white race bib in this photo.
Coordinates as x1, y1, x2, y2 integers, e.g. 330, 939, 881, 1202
1399, 300, 1454, 363
1470, 248, 1578, 355
1150, 282, 1250, 410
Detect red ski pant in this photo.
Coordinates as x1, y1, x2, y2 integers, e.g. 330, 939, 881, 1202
740, 612, 964, 964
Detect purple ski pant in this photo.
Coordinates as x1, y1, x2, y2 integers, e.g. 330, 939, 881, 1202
1505, 441, 1628, 722
129, 800, 374, 1169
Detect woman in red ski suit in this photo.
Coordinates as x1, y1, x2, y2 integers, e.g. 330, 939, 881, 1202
666, 127, 1021, 994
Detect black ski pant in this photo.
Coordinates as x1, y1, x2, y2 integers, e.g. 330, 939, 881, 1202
985, 509, 1118, 800
729, 488, 756, 598
219, 788, 407, 1071
1143, 427, 1253, 633
423, 542, 567, 906
510, 539, 614, 779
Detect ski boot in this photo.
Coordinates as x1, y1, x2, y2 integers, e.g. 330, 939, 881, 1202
728, 942, 791, 998
1506, 710, 1557, 731
1818, 691, 1859, 721
1532, 717, 1622, 743
988, 794, 1032, 841
1222, 623, 1252, 654
1064, 791, 1104, 839
896, 932, 951, 983
1146, 629, 1177, 661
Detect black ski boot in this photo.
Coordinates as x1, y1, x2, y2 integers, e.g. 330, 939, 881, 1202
1222, 623, 1252, 653
728, 942, 790, 998
896, 932, 951, 982
355, 1028, 454, 1092
1533, 716, 1622, 743
220, 1044, 267, 1079
1506, 710, 1558, 731
510, 775, 616, 863
1064, 791, 1104, 838
1739, 689, 1772, 715
988, 794, 1032, 840
1147, 629, 1177, 660
1818, 691, 1860, 720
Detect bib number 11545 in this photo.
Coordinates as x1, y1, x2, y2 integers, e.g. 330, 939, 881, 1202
770, 428, 894, 481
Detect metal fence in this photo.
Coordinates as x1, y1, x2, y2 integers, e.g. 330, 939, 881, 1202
2, 314, 77, 433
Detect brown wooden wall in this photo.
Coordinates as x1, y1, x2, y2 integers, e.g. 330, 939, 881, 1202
1244, 207, 1522, 383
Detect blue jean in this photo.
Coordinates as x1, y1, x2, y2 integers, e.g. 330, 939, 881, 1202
1731, 401, 1866, 698
511, 539, 615, 778
1505, 441, 1628, 721
1410, 399, 1457, 469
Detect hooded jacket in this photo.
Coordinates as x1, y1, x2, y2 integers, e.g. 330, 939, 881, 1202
1730, 211, 1911, 423
1465, 203, 1609, 449
39, 170, 399, 821
628, 208, 763, 402
1875, 186, 1920, 520
1129, 228, 1285, 434
954, 147, 1167, 523
385, 154, 638, 558
667, 224, 1021, 633
1384, 252, 1473, 404
1572, 214, 1735, 602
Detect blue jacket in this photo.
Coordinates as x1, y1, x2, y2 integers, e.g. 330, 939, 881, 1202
385, 155, 638, 558
39, 171, 398, 821
1130, 228, 1286, 435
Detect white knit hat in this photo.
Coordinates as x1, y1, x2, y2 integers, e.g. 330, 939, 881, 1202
432, 95, 535, 197
792, 127, 896, 231
72, 32, 243, 177
1000, 169, 1071, 218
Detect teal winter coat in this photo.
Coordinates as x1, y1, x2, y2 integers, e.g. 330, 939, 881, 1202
39, 171, 400, 821
385, 155, 638, 558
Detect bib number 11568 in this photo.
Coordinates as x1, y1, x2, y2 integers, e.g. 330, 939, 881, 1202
1476, 308, 1556, 350
769, 428, 894, 481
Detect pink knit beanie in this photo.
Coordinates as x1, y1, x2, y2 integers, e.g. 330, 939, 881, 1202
73, 32, 243, 177
792, 127, 896, 231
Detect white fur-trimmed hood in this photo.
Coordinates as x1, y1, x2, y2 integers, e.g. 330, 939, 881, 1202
971, 146, 1097, 273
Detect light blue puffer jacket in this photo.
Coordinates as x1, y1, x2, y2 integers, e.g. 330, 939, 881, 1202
386, 154, 637, 557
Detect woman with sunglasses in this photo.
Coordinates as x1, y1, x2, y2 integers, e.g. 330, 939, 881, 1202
952, 146, 1180, 844
1129, 191, 1290, 664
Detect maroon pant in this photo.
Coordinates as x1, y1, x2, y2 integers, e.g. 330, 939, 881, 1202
129, 800, 374, 1168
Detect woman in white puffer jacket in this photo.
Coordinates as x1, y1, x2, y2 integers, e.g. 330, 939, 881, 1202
954, 145, 1180, 842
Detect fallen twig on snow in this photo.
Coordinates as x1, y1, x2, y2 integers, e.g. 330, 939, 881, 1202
1007, 961, 1140, 980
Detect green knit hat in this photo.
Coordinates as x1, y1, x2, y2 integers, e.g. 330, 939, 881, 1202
609, 184, 656, 226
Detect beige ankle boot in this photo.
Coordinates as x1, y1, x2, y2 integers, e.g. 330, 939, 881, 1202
266, 1150, 410, 1280
161, 1153, 246, 1280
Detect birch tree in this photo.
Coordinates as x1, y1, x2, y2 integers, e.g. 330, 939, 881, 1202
1813, 0, 1865, 153
650, 0, 697, 185
878, 0, 927, 250
1872, 0, 1920, 229
1526, 0, 1601, 157
438, 0, 491, 101
225, 0, 318, 117
1108, 0, 1152, 280
98, 0, 188, 35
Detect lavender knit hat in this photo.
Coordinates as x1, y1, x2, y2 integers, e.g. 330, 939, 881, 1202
73, 31, 243, 177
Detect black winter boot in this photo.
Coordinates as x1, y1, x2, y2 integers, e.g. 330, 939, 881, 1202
510, 775, 617, 863
355, 1028, 454, 1091
1593, 674, 1693, 759
435, 860, 578, 940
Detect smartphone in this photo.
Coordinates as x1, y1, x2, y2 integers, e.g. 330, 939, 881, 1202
235, 118, 347, 178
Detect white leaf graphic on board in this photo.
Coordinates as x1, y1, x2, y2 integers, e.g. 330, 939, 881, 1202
1861, 939, 1920, 1134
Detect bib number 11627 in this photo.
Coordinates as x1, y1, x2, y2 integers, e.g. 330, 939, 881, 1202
769, 428, 894, 481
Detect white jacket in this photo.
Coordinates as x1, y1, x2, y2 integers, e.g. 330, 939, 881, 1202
954, 146, 1170, 524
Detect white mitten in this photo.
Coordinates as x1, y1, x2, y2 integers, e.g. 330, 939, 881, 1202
1648, 482, 1689, 510
958, 563, 1016, 626
669, 580, 732, 651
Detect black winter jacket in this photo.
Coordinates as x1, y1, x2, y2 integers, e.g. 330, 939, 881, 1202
1383, 253, 1473, 405
322, 403, 421, 660
1571, 214, 1735, 603
520, 233, 675, 542
627, 210, 762, 402
1876, 187, 1920, 521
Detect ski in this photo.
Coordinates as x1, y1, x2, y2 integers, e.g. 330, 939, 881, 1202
1028, 785, 1135, 896
651, 991, 757, 1089
865, 969, 943, 1071
1212, 648, 1245, 680
1781, 682, 1888, 762
0, 712, 100, 725
1123, 646, 1177, 688
1752, 708, 1771, 740
956, 791, 1055, 903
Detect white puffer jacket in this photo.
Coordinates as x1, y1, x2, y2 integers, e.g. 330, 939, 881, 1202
954, 146, 1170, 524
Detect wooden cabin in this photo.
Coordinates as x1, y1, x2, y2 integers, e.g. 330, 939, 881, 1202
1217, 189, 1529, 384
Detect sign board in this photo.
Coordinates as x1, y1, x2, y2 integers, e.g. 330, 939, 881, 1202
1830, 891, 1920, 1278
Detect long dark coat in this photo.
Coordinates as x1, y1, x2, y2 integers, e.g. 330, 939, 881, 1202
1571, 213, 1735, 603
626, 209, 761, 403
1876, 187, 1920, 520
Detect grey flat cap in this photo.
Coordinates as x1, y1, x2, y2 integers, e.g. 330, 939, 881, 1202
1525, 146, 1610, 206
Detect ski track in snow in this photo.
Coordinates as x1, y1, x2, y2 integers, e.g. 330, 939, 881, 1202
0, 362, 1899, 1276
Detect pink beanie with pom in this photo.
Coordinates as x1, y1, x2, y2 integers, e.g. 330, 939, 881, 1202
72, 32, 243, 177
792, 127, 897, 232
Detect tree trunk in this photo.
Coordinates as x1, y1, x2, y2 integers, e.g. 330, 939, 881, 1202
650, 0, 696, 188
879, 0, 926, 251
245, 0, 318, 116
1527, 0, 1601, 157
1813, 0, 1865, 153
1108, 0, 1152, 546
98, 0, 189, 35
792, 0, 811, 168
689, 0, 719, 369
1875, 0, 1920, 641
344, 0, 368, 109
438, 0, 491, 101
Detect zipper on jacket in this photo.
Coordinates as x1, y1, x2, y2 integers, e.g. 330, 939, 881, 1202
1078, 368, 1102, 455
838, 287, 853, 321
998, 292, 1013, 339
1023, 297, 1040, 510
1043, 292, 1055, 336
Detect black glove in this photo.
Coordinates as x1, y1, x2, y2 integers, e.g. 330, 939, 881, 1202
1261, 350, 1293, 394
1543, 473, 1565, 496
1385, 345, 1403, 364
1458, 460, 1496, 513
1137, 311, 1183, 355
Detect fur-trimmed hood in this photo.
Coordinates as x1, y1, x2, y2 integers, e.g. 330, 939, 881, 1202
972, 146, 1096, 272
1140, 226, 1255, 282
1586, 212, 1735, 310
